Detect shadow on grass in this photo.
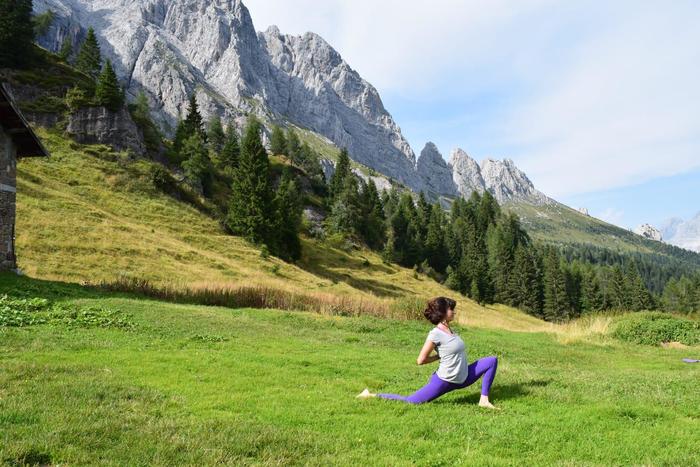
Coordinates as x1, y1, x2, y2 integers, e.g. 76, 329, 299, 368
0, 271, 130, 301
435, 379, 552, 405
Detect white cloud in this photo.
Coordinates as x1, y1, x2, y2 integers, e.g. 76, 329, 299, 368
245, 1, 700, 198
503, 3, 700, 197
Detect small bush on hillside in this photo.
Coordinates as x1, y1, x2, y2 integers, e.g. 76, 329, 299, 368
611, 312, 700, 346
65, 86, 90, 111
149, 164, 174, 192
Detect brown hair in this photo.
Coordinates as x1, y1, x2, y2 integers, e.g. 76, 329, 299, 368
423, 297, 457, 325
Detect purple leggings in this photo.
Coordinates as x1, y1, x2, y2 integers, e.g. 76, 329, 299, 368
377, 356, 498, 404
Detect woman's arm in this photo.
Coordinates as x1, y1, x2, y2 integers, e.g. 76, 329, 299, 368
416, 339, 440, 365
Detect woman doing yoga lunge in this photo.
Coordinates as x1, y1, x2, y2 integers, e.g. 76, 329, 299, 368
357, 297, 499, 409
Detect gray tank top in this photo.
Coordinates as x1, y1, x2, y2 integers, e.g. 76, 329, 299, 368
427, 326, 468, 384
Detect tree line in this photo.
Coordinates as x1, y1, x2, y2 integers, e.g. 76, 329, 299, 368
4, 1, 696, 319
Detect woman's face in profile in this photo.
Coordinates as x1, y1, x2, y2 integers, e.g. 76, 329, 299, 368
446, 307, 456, 323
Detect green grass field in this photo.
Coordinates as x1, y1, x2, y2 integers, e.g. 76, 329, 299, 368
1, 274, 698, 466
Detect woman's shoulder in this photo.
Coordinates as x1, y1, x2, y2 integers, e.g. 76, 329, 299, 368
427, 327, 441, 342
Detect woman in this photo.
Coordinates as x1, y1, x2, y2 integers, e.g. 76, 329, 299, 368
356, 296, 499, 408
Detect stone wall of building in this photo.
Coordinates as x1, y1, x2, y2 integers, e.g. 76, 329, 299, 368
0, 126, 17, 271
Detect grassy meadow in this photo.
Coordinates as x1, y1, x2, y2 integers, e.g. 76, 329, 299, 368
2, 131, 699, 465
1, 273, 699, 466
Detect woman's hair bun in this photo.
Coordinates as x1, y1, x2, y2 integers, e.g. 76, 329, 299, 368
423, 297, 457, 325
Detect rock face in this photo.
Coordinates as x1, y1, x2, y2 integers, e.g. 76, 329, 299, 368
660, 213, 700, 252
481, 158, 550, 205
66, 107, 145, 154
31, 0, 559, 208
449, 148, 485, 199
0, 82, 144, 153
33, 0, 422, 190
634, 224, 663, 242
416, 142, 458, 197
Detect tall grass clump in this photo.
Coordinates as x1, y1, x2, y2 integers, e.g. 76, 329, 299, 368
89, 276, 430, 321
610, 311, 700, 346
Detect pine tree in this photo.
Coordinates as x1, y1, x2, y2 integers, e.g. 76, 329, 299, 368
207, 115, 225, 154
269, 167, 302, 262
0, 0, 35, 67
219, 125, 240, 172
326, 175, 362, 237
487, 221, 514, 305
58, 36, 73, 62
129, 90, 162, 155
171, 119, 188, 163
226, 116, 273, 244
75, 27, 102, 78
543, 247, 568, 321
661, 277, 682, 313
269, 125, 287, 156
286, 129, 301, 163
509, 245, 544, 318
564, 262, 582, 319
477, 190, 500, 233
415, 192, 431, 246
94, 60, 123, 111
470, 278, 481, 304
624, 262, 652, 311
181, 133, 211, 194
298, 143, 326, 195
388, 193, 422, 267
607, 265, 627, 310
580, 267, 604, 313
329, 148, 351, 201
183, 93, 207, 143
424, 203, 449, 273
358, 179, 386, 250
32, 8, 54, 36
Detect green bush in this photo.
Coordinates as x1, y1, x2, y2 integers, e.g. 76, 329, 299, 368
611, 312, 700, 346
0, 294, 135, 330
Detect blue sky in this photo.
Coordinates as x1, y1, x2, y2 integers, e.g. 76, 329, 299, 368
246, 0, 700, 230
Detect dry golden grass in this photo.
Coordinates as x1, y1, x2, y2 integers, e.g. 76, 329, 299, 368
14, 129, 581, 336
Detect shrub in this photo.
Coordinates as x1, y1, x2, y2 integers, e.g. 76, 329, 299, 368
611, 312, 700, 346
65, 86, 90, 111
149, 164, 173, 192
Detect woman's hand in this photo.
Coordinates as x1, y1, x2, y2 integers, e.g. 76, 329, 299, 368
416, 339, 439, 365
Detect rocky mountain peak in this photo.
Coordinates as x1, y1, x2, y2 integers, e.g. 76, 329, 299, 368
448, 148, 485, 198
416, 143, 457, 197
634, 224, 663, 242
481, 158, 550, 205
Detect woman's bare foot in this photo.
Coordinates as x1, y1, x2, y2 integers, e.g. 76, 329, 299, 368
356, 388, 376, 399
479, 395, 499, 410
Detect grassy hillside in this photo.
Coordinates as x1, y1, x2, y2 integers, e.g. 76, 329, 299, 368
1, 273, 698, 465
509, 201, 700, 266
13, 128, 547, 333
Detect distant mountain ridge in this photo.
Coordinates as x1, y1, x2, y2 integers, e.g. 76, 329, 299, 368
32, 0, 553, 207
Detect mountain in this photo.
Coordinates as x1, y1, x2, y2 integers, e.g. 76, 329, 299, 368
416, 143, 551, 206
634, 224, 663, 242
25, 0, 700, 271
33, 0, 424, 191
659, 213, 700, 252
